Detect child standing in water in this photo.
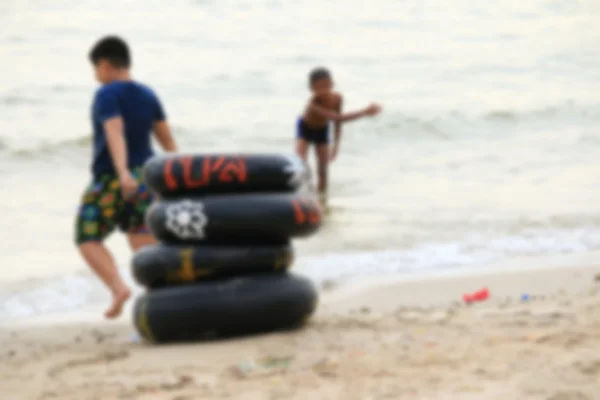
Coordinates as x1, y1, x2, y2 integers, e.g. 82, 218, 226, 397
296, 67, 382, 206
75, 36, 177, 319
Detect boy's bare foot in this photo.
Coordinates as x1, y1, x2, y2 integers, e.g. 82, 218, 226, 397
104, 286, 131, 319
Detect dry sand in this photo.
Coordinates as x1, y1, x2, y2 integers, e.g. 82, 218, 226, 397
2, 256, 600, 400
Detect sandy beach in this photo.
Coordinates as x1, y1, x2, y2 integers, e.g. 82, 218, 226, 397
2, 254, 599, 400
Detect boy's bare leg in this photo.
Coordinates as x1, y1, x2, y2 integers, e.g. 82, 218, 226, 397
78, 242, 131, 319
295, 138, 309, 161
127, 232, 157, 251
315, 144, 330, 206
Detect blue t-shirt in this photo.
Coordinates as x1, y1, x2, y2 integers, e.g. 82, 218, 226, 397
91, 81, 165, 180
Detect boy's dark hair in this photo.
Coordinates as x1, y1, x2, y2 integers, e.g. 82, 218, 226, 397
89, 36, 131, 68
309, 67, 331, 85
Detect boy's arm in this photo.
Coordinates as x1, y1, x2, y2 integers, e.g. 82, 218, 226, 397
308, 97, 373, 123
330, 97, 343, 161
152, 96, 177, 152
104, 116, 138, 198
333, 96, 343, 143
104, 117, 130, 176
96, 89, 132, 179
153, 121, 177, 152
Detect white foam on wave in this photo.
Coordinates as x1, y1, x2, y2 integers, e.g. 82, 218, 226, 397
1, 227, 600, 321
0, 275, 96, 319
0, 270, 141, 321
299, 227, 600, 285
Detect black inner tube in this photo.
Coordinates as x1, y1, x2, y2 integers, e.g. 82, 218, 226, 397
133, 273, 318, 343
146, 193, 322, 245
143, 153, 310, 197
132, 243, 295, 288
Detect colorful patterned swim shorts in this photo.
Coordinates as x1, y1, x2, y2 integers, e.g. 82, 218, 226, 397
74, 168, 154, 244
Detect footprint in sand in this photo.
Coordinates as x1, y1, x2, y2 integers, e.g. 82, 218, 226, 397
47, 349, 130, 378
573, 359, 600, 376
547, 391, 591, 400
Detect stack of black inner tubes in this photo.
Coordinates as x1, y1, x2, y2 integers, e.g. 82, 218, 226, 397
131, 153, 322, 343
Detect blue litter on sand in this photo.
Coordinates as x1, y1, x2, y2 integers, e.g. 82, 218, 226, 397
129, 333, 142, 343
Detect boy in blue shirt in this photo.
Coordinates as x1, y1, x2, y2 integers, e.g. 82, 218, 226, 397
75, 36, 177, 318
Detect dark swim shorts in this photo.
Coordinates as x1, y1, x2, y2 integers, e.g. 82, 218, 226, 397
296, 117, 330, 145
74, 168, 154, 244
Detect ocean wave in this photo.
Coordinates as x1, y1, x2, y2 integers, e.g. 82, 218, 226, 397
0, 125, 198, 159
1, 135, 92, 159
0, 95, 43, 106
482, 103, 600, 122
298, 227, 600, 284
578, 133, 600, 146
362, 101, 600, 142
0, 102, 597, 159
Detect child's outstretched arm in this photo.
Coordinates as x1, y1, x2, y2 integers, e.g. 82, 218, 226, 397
308, 98, 381, 123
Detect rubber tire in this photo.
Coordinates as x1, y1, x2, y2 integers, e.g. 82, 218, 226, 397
146, 193, 322, 245
133, 273, 318, 343
143, 153, 309, 198
132, 243, 294, 288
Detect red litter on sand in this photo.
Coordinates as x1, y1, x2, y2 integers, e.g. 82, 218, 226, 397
463, 288, 489, 304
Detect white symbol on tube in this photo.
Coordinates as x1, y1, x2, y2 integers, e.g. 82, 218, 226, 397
165, 200, 208, 239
